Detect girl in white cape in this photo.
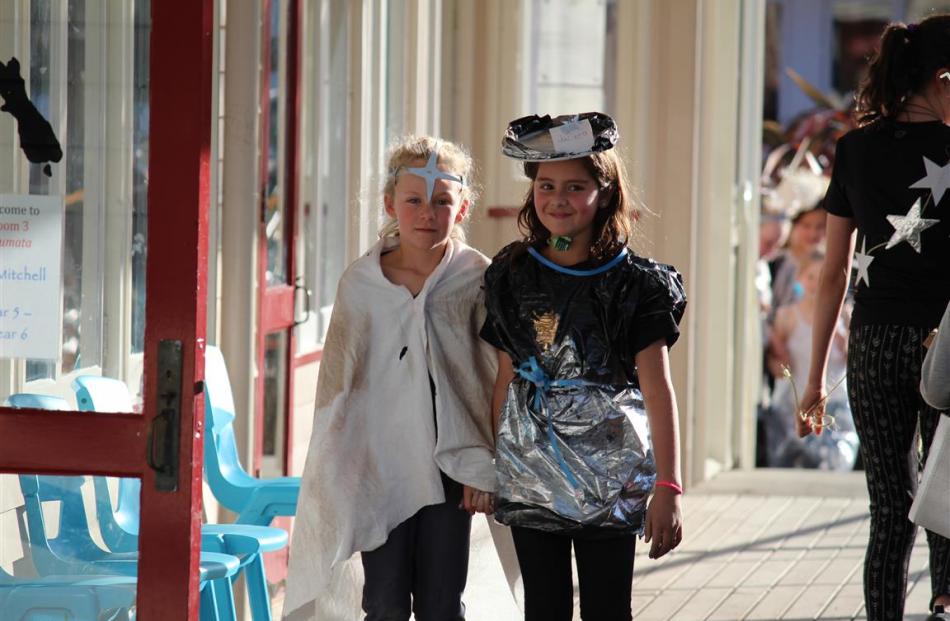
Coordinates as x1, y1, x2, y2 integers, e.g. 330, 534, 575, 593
282, 136, 507, 620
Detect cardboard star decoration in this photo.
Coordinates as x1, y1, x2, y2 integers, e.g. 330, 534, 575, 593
909, 156, 950, 206
885, 198, 940, 254
853, 237, 874, 287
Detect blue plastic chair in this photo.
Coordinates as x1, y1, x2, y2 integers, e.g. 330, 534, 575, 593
6, 394, 139, 577
6, 393, 240, 621
0, 565, 137, 621
18, 473, 139, 576
198, 553, 240, 621
4, 392, 70, 412
84, 475, 284, 621
16, 468, 239, 621
203, 346, 300, 526
3, 554, 241, 621
74, 375, 288, 621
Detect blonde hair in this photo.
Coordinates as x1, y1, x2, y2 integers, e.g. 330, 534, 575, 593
379, 135, 478, 241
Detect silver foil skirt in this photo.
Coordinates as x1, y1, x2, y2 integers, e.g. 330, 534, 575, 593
494, 379, 655, 535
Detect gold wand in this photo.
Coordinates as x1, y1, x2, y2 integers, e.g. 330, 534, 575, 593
782, 364, 846, 432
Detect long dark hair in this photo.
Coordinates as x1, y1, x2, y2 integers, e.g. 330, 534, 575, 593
516, 150, 638, 259
855, 14, 950, 126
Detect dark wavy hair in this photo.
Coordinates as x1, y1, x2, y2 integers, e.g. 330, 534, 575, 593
855, 14, 950, 126
516, 149, 638, 259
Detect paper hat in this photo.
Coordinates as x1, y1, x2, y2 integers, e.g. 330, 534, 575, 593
501, 112, 619, 161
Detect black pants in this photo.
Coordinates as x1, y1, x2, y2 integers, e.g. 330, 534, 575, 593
511, 526, 637, 621
361, 476, 471, 621
848, 324, 950, 619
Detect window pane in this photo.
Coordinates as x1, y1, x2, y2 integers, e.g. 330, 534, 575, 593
264, 0, 289, 287
296, 0, 348, 351
523, 0, 609, 115
0, 1, 149, 402
385, 4, 406, 145
261, 331, 288, 477
131, 0, 150, 355
23, 0, 55, 381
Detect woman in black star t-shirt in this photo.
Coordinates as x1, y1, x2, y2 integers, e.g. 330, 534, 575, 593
803, 15, 950, 621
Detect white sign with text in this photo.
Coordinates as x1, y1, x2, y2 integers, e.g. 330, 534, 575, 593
0, 194, 63, 360
549, 119, 596, 155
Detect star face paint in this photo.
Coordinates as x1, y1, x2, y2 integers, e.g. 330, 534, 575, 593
399, 148, 466, 202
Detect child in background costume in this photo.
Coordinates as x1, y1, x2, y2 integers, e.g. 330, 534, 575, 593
767, 252, 857, 469
481, 112, 687, 621
802, 15, 950, 621
767, 204, 828, 316
282, 136, 505, 621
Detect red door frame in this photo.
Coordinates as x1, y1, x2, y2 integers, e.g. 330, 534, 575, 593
0, 1, 213, 618
254, 0, 304, 478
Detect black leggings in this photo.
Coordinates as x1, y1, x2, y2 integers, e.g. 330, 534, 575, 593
511, 526, 636, 621
848, 324, 950, 619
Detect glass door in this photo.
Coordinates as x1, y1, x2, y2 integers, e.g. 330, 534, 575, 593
255, 0, 301, 585
294, 0, 348, 368
0, 0, 213, 618
256, 0, 300, 482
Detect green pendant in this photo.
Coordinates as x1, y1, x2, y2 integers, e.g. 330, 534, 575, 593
547, 235, 572, 251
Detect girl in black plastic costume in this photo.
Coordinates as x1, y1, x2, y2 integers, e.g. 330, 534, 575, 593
479, 114, 687, 621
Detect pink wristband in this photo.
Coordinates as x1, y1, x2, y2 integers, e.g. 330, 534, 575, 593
655, 480, 683, 495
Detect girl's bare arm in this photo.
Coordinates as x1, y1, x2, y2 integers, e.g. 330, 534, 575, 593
636, 340, 683, 559
802, 214, 855, 435
637, 341, 682, 488
463, 349, 515, 515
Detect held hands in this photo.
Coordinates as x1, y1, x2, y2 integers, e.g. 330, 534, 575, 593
644, 487, 683, 559
797, 382, 827, 437
461, 485, 495, 515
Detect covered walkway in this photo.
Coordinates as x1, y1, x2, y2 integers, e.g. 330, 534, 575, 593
272, 469, 935, 620
460, 469, 934, 621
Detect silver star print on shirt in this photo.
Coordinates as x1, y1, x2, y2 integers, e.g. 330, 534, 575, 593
853, 237, 874, 287
909, 156, 950, 206
885, 198, 940, 253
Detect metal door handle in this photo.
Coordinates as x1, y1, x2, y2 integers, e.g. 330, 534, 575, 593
147, 408, 179, 485
148, 340, 182, 492
293, 276, 312, 326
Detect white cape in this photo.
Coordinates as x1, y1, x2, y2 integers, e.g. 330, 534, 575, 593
282, 237, 520, 620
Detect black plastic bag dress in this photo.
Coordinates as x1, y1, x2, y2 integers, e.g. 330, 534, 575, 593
481, 242, 686, 535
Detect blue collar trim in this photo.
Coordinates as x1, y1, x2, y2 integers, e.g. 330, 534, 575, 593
527, 246, 628, 276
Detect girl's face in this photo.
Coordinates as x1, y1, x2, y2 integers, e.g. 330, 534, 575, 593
759, 218, 788, 258
788, 209, 826, 254
533, 159, 602, 244
385, 160, 468, 252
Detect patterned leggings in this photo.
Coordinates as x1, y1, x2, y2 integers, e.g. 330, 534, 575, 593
848, 324, 950, 619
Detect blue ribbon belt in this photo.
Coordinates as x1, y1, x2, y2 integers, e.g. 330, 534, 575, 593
516, 356, 589, 489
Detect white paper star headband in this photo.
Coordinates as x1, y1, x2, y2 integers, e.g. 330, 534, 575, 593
390, 143, 466, 202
